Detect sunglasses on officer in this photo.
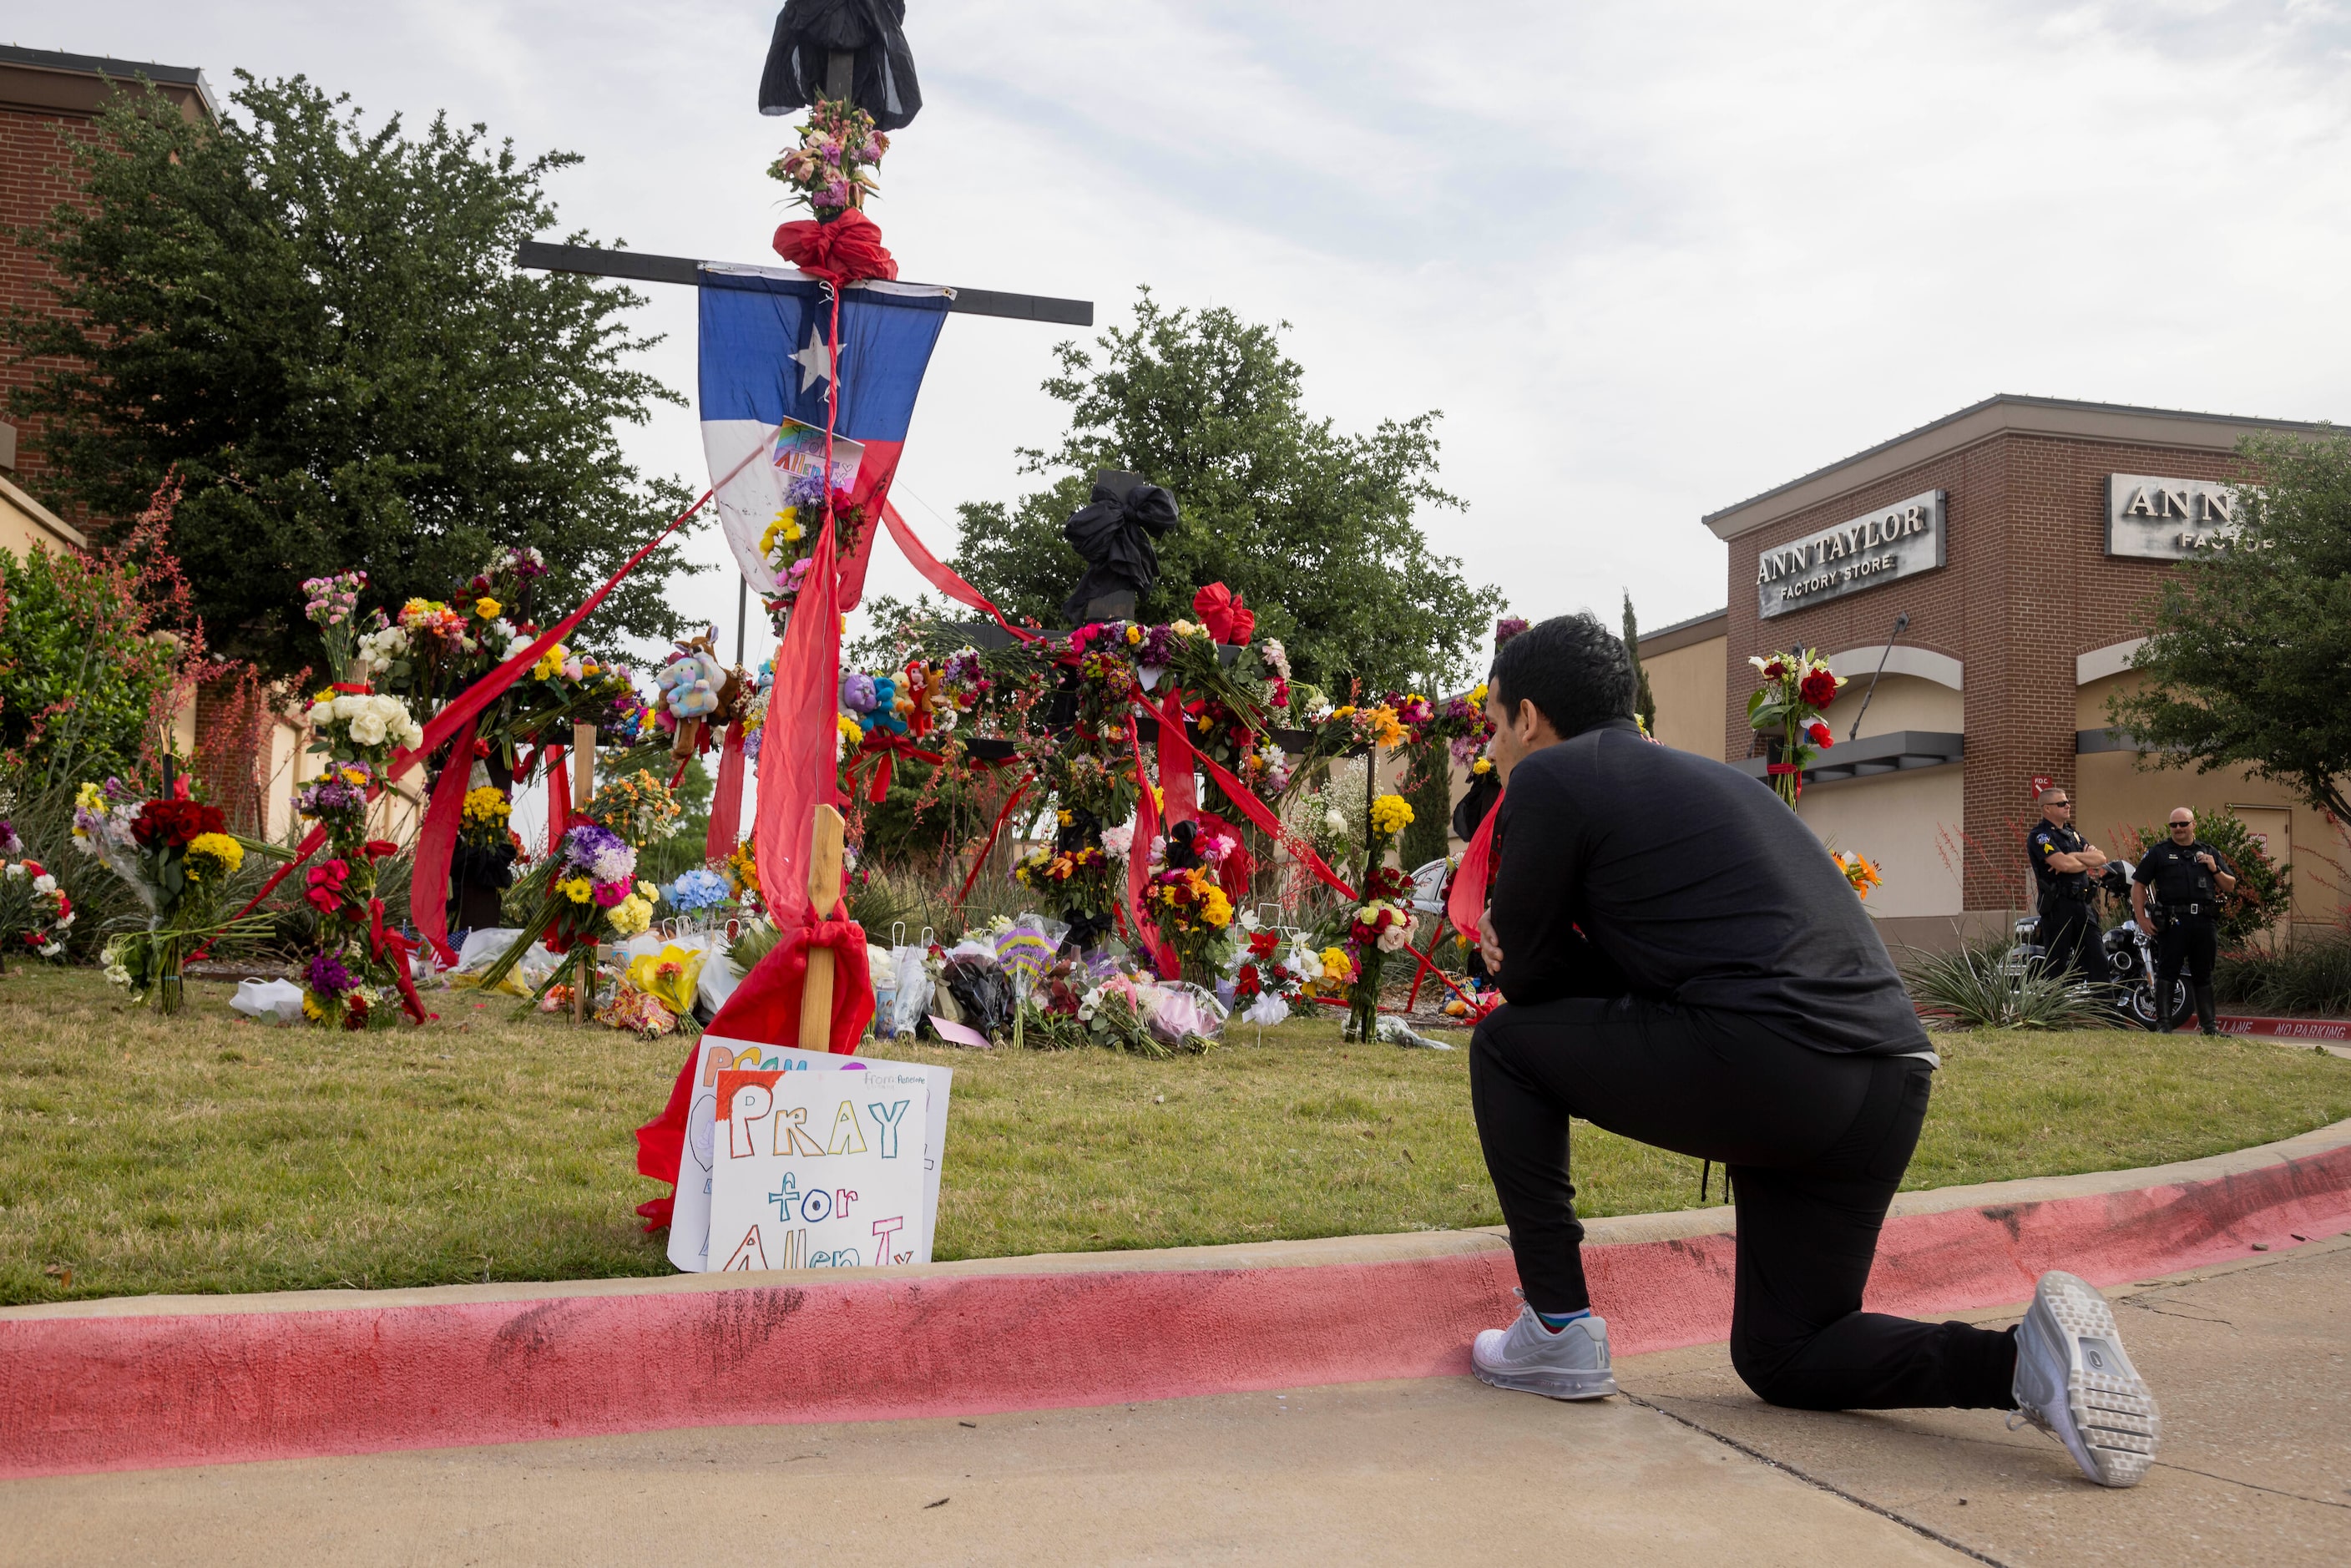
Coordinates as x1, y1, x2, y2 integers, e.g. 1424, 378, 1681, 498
2169, 817, 2195, 835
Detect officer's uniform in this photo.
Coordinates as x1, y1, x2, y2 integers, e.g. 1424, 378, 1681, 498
2132, 839, 2234, 1034
2027, 820, 2101, 984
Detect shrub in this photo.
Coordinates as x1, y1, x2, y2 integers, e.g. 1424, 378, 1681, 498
1902, 933, 2116, 1031
2214, 929, 2351, 1017
2121, 807, 2289, 950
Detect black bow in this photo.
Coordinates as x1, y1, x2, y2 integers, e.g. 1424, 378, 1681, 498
1059, 479, 1181, 623
759, 0, 923, 130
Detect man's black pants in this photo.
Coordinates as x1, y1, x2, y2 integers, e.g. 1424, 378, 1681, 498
2038, 894, 2100, 984
1469, 995, 2017, 1411
2154, 917, 2218, 1030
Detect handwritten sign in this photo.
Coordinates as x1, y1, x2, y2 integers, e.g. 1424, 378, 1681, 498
666, 1034, 949, 1273
708, 1068, 928, 1272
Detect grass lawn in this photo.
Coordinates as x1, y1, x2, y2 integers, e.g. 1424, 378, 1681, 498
3, 967, 2347, 1306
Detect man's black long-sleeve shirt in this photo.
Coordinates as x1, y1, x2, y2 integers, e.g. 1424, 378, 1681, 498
1488, 719, 1930, 1056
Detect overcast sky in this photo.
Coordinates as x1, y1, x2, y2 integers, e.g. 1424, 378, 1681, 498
43, 2, 2351, 678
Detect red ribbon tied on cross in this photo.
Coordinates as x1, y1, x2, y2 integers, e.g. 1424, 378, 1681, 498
771, 210, 899, 286
1191, 583, 1254, 645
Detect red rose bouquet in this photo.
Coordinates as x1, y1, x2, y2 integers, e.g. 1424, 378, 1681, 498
1746, 648, 1845, 807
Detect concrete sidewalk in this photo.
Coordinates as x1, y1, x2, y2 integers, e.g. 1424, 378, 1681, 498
7, 1239, 2344, 1565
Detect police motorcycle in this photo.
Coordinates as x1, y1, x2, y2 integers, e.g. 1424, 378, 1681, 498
2006, 860, 2191, 1029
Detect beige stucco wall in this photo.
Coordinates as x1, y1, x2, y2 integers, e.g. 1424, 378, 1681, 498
0, 474, 85, 559
1644, 635, 1727, 760
1813, 673, 1964, 741
1794, 765, 1965, 923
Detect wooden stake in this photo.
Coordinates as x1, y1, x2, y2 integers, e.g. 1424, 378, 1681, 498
798, 803, 846, 1051
573, 720, 595, 1026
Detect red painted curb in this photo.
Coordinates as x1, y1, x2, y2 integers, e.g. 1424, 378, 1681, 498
3, 1137, 2347, 1479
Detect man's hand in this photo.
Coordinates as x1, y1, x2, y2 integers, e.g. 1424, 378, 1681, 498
2138, 916, 2157, 938
1478, 908, 1504, 973
2080, 844, 2109, 870
2195, 852, 2217, 871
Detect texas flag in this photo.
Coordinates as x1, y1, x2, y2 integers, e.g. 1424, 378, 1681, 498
697, 263, 951, 609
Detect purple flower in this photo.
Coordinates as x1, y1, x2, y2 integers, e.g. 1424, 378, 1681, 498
306, 949, 356, 995
1494, 616, 1529, 646
1136, 624, 1178, 667
562, 822, 625, 876
0, 820, 20, 858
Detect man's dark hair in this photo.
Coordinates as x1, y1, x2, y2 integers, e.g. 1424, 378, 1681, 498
1489, 613, 1636, 738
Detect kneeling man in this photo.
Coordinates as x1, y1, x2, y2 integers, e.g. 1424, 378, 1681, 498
1464, 614, 2159, 1489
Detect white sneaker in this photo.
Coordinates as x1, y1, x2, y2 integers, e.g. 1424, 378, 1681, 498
2010, 1270, 2160, 1487
1472, 1297, 1616, 1401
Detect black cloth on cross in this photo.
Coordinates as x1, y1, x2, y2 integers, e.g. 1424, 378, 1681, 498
759, 0, 923, 129
1059, 475, 1181, 624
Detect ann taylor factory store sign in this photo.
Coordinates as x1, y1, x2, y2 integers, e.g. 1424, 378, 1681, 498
1754, 489, 1944, 620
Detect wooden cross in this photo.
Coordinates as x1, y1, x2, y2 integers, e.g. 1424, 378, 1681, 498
800, 804, 847, 1050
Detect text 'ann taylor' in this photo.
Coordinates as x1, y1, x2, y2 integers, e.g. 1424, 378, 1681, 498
1753, 489, 1946, 620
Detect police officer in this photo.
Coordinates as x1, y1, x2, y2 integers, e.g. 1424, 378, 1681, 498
2026, 787, 2108, 984
2131, 808, 2237, 1035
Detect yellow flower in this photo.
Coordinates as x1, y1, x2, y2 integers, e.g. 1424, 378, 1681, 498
1369, 793, 1415, 837
758, 508, 805, 558
608, 895, 652, 938
185, 832, 245, 875
1318, 946, 1352, 983
1125, 625, 1144, 645
1471, 756, 1494, 776
302, 995, 324, 1019
558, 877, 595, 904
1056, 809, 1073, 826
476, 597, 502, 620
837, 713, 864, 742
462, 786, 511, 824
1469, 683, 1489, 706
75, 782, 105, 812
532, 644, 569, 680
1198, 887, 1233, 928
1368, 705, 1408, 749
1331, 705, 1357, 721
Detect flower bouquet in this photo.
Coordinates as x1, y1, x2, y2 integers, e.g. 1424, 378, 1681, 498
291, 761, 411, 1029
451, 784, 522, 933
662, 867, 733, 933
1342, 794, 1420, 1041
1833, 849, 1883, 900
472, 771, 682, 1007
768, 95, 889, 220
1747, 648, 1844, 807
1144, 822, 1241, 984
75, 779, 270, 1013
1230, 928, 1312, 1029
0, 830, 73, 968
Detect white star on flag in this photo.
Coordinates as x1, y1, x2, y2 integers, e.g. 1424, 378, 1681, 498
792, 324, 835, 394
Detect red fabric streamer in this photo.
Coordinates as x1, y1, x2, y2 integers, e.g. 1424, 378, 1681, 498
1155, 689, 1201, 825
367, 898, 434, 1024
1448, 789, 1500, 940
956, 776, 1034, 904
1766, 761, 1804, 801
702, 914, 875, 1050
1191, 583, 1256, 645
407, 716, 478, 968
880, 500, 1039, 642
754, 523, 843, 929
705, 721, 746, 862
771, 210, 898, 285
1124, 728, 1177, 977
545, 747, 572, 853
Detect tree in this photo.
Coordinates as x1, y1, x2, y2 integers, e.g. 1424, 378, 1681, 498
7, 73, 700, 680
1621, 591, 1656, 735
2110, 432, 2351, 822
951, 289, 1502, 694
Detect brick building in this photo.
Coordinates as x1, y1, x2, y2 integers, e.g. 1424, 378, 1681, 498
1636, 395, 2346, 951
1, 45, 214, 493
